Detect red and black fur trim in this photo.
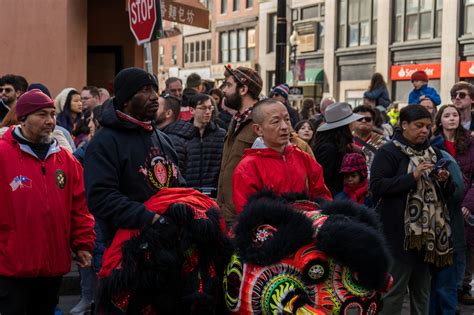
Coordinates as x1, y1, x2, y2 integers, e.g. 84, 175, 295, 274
234, 191, 315, 266
96, 204, 231, 315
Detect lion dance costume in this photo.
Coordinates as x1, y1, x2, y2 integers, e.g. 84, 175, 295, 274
96, 189, 391, 314
223, 192, 392, 314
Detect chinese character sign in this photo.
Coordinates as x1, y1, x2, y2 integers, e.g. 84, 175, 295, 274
161, 0, 209, 29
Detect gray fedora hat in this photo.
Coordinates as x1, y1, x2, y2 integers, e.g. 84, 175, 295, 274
317, 102, 364, 132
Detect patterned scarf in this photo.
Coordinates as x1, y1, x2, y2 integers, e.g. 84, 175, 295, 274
393, 140, 453, 267
233, 107, 252, 132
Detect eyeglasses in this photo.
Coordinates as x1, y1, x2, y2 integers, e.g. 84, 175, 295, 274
357, 117, 373, 123
451, 91, 469, 99
196, 105, 215, 112
0, 87, 14, 93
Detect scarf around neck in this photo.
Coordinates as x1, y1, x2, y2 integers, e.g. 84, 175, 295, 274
343, 179, 368, 204
393, 139, 453, 267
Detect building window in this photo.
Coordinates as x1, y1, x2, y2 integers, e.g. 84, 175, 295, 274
233, 0, 240, 11
338, 0, 376, 48
200, 41, 206, 62
221, 0, 227, 14
302, 5, 318, 20
247, 28, 256, 61
219, 32, 229, 63
267, 13, 277, 53
267, 71, 276, 92
246, 0, 253, 8
220, 29, 253, 63
372, 0, 377, 44
318, 22, 325, 50
196, 41, 200, 62
172, 44, 177, 65
230, 31, 238, 62
207, 39, 211, 61
184, 43, 189, 63
159, 46, 164, 66
292, 9, 299, 21
190, 42, 195, 63
394, 0, 442, 42
238, 30, 246, 61
465, 0, 474, 35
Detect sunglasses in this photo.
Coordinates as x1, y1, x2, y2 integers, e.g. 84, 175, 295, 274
451, 91, 469, 99
357, 117, 373, 123
0, 87, 14, 93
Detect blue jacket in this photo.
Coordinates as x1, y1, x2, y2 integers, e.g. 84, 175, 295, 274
363, 86, 391, 108
408, 84, 441, 105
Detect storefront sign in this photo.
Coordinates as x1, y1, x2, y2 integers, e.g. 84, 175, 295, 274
298, 34, 315, 53
288, 86, 304, 101
459, 61, 474, 78
161, 0, 209, 29
390, 63, 441, 81
210, 62, 253, 79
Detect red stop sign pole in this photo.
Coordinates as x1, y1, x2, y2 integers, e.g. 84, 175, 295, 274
128, 0, 162, 73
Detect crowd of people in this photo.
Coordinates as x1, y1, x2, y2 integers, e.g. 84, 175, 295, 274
0, 66, 474, 315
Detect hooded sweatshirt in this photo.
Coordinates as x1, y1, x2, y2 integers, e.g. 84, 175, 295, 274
232, 138, 332, 214
84, 99, 184, 245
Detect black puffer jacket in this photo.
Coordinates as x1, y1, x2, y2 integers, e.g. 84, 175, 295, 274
161, 120, 194, 175
185, 121, 226, 189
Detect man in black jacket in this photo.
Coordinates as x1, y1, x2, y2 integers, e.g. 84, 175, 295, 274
84, 68, 184, 246
186, 94, 226, 193
157, 94, 194, 175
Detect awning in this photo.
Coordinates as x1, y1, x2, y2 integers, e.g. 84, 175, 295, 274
286, 68, 324, 86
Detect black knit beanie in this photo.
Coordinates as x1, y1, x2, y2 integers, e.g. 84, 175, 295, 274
113, 67, 158, 108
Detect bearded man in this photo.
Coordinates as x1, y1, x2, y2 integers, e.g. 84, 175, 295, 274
216, 65, 263, 227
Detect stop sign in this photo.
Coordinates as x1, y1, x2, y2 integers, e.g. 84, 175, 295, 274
128, 0, 159, 45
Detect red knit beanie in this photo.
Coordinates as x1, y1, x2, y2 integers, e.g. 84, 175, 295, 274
411, 70, 428, 82
16, 89, 55, 120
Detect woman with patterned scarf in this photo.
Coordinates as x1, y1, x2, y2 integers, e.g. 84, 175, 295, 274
370, 105, 454, 315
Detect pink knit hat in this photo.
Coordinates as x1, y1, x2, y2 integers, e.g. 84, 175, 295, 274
16, 89, 55, 120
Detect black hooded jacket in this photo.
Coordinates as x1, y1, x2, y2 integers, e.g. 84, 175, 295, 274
84, 99, 184, 245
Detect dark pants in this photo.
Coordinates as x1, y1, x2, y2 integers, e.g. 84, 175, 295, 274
0, 276, 62, 315
381, 258, 431, 315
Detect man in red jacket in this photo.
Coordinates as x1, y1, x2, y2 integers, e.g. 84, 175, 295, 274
0, 89, 95, 314
232, 99, 332, 214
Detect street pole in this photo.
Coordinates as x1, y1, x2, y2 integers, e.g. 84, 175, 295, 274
144, 42, 153, 74
275, 0, 287, 86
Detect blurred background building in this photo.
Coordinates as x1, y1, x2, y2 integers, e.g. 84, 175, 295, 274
2, 0, 473, 105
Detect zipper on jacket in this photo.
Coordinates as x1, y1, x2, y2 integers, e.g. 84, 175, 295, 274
41, 162, 46, 175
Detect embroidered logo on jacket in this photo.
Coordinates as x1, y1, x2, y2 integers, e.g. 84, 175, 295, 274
139, 147, 179, 190
55, 170, 66, 189
9, 175, 32, 191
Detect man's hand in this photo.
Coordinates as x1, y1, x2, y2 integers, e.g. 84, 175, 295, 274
76, 250, 92, 268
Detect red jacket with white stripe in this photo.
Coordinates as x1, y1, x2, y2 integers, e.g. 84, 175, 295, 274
0, 127, 95, 277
